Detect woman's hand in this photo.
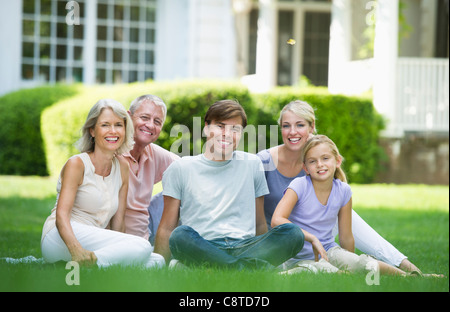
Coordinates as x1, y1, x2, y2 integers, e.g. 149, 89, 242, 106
71, 247, 97, 267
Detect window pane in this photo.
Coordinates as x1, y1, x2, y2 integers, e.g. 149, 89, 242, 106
40, 44, 51, 60
144, 71, 153, 80
73, 68, 83, 82
96, 68, 106, 83
113, 69, 122, 83
114, 26, 123, 41
73, 24, 84, 39
130, 49, 139, 63
22, 64, 34, 79
146, 29, 155, 43
40, 0, 52, 15
56, 44, 67, 59
146, 8, 155, 22
130, 28, 139, 43
115, 5, 124, 20
57, 22, 67, 38
56, 66, 66, 81
39, 65, 50, 80
113, 48, 122, 62
40, 21, 51, 37
302, 12, 330, 86
23, 0, 34, 14
277, 10, 294, 86
97, 47, 107, 62
74, 46, 83, 60
129, 70, 138, 82
145, 50, 154, 64
22, 42, 34, 58
97, 25, 107, 40
130, 6, 140, 22
98, 4, 108, 19
23, 20, 34, 36
57, 1, 67, 17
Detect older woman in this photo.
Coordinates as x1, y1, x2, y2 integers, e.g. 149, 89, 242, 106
257, 100, 422, 274
41, 99, 164, 268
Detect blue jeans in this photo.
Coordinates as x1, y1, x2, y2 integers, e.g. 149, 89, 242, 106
169, 223, 304, 270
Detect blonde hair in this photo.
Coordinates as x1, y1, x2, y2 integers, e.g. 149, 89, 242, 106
302, 135, 347, 183
278, 100, 317, 134
76, 99, 134, 154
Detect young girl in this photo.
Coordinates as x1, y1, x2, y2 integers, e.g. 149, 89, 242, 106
271, 135, 407, 276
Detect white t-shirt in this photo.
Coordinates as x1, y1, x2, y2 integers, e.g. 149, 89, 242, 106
162, 151, 269, 240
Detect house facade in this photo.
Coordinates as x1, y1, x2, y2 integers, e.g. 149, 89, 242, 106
0, 0, 448, 183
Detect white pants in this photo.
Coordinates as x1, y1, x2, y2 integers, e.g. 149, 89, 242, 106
283, 246, 377, 274
41, 221, 165, 268
332, 210, 406, 267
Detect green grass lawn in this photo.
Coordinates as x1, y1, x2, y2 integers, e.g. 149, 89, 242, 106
0, 176, 448, 293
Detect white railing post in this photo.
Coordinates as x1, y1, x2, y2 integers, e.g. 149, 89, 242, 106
328, 0, 352, 94
373, 0, 401, 137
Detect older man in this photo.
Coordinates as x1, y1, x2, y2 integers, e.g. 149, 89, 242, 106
123, 95, 179, 242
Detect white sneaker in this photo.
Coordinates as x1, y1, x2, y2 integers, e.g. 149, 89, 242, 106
278, 264, 318, 275
145, 253, 166, 269
169, 259, 187, 270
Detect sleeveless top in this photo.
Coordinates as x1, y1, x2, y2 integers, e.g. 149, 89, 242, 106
41, 153, 122, 242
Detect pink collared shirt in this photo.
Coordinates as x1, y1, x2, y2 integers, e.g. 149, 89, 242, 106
123, 143, 179, 240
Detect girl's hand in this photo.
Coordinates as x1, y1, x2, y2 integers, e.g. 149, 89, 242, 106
311, 238, 328, 262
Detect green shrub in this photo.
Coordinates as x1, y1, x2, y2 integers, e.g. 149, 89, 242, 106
253, 86, 385, 183
0, 84, 78, 176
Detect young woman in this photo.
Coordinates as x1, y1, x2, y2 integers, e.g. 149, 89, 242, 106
41, 99, 164, 268
257, 100, 422, 273
271, 135, 407, 275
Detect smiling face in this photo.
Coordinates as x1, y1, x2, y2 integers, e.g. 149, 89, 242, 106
303, 142, 342, 183
203, 116, 243, 161
280, 110, 315, 152
130, 100, 164, 148
90, 108, 125, 153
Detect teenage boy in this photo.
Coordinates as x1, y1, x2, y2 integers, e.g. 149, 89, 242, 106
154, 100, 304, 269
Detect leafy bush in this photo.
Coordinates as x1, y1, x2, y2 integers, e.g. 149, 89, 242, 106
0, 85, 78, 176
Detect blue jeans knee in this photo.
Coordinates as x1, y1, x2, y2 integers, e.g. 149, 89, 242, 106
272, 223, 305, 253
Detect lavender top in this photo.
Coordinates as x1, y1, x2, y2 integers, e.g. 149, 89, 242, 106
287, 175, 352, 260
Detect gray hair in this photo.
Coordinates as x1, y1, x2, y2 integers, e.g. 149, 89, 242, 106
76, 98, 134, 154
129, 94, 167, 124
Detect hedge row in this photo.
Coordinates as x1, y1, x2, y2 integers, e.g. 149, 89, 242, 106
0, 85, 78, 176
2, 81, 385, 183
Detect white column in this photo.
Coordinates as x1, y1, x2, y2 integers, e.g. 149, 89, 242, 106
0, 0, 22, 95
373, 0, 401, 137
83, 0, 97, 85
155, 0, 190, 80
254, 0, 277, 92
328, 0, 351, 94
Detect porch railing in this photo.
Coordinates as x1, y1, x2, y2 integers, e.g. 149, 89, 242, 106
396, 57, 449, 133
